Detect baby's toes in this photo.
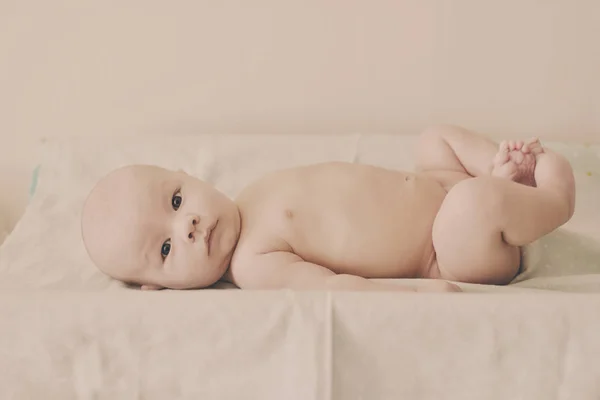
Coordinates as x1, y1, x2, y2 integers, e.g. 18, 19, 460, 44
510, 150, 525, 164
531, 144, 544, 156
498, 140, 509, 153
508, 140, 523, 151
494, 147, 510, 165
515, 140, 524, 150
526, 137, 544, 154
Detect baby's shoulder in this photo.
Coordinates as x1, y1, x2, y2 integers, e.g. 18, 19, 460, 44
233, 219, 292, 262
228, 197, 295, 277
227, 170, 301, 273
236, 174, 297, 236
227, 228, 292, 288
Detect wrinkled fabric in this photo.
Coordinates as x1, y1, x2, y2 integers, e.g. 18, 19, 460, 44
1, 134, 599, 399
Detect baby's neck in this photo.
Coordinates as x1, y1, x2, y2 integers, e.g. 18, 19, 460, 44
221, 266, 234, 284
219, 237, 241, 285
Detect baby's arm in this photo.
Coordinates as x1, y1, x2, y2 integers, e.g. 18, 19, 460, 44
232, 252, 460, 292
416, 125, 499, 177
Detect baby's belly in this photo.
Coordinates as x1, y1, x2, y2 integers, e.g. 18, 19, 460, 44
288, 173, 448, 278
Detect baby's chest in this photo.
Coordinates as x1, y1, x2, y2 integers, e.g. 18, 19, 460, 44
239, 177, 442, 273
249, 198, 421, 273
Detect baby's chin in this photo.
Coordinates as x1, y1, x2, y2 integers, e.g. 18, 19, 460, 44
173, 263, 230, 290
169, 277, 223, 290
126, 251, 234, 291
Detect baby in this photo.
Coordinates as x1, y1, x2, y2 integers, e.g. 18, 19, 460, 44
81, 125, 576, 293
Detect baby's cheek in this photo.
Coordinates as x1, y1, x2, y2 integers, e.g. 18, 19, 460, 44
183, 252, 208, 277
176, 253, 195, 272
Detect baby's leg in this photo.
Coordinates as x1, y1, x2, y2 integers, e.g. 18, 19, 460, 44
415, 125, 502, 190
431, 149, 575, 285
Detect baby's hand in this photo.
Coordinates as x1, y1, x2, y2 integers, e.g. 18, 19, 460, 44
417, 280, 462, 293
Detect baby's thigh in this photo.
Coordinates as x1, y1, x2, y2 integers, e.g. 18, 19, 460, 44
430, 178, 521, 285
419, 170, 470, 192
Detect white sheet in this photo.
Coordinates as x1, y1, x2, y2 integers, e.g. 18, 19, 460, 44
1, 133, 600, 399
1, 290, 600, 399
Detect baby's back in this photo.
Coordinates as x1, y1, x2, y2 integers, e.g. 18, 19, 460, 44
234, 162, 448, 279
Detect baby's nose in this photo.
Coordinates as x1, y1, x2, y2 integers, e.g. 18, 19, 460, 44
181, 214, 199, 241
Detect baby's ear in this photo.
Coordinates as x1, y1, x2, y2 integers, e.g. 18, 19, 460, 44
141, 284, 163, 291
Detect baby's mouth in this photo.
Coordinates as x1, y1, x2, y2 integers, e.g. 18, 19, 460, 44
205, 220, 218, 255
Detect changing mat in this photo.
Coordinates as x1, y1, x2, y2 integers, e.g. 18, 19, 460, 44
2, 133, 600, 400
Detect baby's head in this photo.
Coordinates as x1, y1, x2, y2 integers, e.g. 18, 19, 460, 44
81, 165, 241, 290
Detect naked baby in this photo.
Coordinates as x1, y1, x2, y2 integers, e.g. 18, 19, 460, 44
81, 125, 576, 293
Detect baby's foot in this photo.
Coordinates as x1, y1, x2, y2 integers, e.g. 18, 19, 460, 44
491, 138, 544, 187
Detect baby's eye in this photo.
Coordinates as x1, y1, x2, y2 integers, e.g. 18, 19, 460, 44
172, 189, 182, 210
161, 239, 171, 259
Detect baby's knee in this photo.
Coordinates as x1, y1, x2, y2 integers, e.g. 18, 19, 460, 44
444, 177, 505, 217
419, 124, 455, 143
536, 150, 576, 217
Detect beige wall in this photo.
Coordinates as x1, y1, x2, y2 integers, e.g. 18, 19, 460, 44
1, 0, 599, 230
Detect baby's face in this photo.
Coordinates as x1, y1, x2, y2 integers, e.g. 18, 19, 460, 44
81, 165, 241, 290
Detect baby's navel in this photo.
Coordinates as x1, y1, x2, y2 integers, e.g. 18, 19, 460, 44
285, 209, 294, 219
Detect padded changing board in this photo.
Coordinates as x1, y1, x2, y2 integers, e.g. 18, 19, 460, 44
1, 290, 600, 399
1, 133, 600, 398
